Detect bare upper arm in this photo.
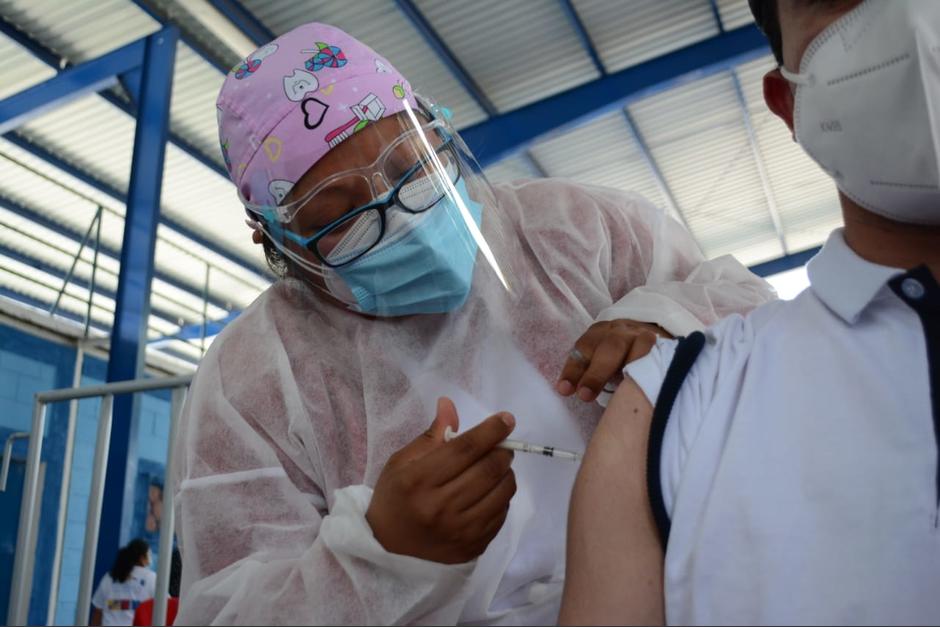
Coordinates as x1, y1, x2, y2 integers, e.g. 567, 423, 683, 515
559, 376, 666, 626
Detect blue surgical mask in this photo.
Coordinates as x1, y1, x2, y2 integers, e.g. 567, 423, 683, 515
325, 179, 483, 316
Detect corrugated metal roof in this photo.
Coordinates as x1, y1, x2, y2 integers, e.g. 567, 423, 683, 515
0, 0, 845, 363
483, 154, 542, 185
572, 0, 719, 74
0, 33, 56, 99
415, 0, 600, 112
136, 0, 250, 65
169, 43, 227, 166
0, 152, 231, 326
529, 110, 669, 212
0, 126, 253, 327
0, 0, 159, 63
629, 71, 784, 264
9, 93, 268, 290
240, 0, 489, 129
734, 55, 841, 253
716, 0, 756, 31
16, 94, 135, 194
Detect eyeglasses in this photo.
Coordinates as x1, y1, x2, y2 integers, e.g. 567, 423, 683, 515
282, 135, 461, 268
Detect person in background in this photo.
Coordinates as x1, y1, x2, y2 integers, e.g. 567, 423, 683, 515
90, 539, 155, 626
173, 21, 774, 625
133, 549, 181, 626
560, 0, 940, 624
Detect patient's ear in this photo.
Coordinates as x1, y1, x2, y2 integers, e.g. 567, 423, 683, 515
764, 69, 795, 137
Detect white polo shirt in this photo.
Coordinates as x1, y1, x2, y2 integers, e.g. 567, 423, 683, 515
625, 229, 940, 625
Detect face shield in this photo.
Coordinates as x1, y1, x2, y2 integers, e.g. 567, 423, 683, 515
241, 97, 517, 317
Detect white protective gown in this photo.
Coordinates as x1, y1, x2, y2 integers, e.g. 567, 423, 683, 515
173, 179, 775, 625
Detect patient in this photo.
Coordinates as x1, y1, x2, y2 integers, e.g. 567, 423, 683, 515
560, 0, 940, 624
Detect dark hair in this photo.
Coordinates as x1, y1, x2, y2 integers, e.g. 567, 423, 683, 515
749, 0, 857, 66
110, 538, 150, 583
169, 549, 182, 598
749, 0, 784, 64
261, 232, 290, 277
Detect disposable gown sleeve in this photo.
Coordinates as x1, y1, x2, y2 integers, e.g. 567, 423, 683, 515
593, 187, 777, 337
173, 347, 475, 625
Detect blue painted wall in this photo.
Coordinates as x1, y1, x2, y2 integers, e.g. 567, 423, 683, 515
0, 321, 173, 625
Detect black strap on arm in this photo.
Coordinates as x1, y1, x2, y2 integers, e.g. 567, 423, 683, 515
646, 331, 706, 551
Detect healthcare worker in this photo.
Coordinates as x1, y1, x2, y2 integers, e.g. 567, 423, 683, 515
561, 0, 940, 624
172, 22, 773, 625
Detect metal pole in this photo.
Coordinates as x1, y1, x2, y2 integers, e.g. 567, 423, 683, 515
200, 264, 210, 355
51, 207, 101, 317
46, 344, 85, 625
153, 386, 185, 626
75, 394, 114, 627
85, 207, 103, 338
100, 27, 179, 582
36, 375, 193, 404
0, 432, 29, 492
7, 402, 47, 627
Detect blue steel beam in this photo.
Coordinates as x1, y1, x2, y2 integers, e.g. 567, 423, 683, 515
559, 0, 605, 76
0, 18, 270, 279
393, 0, 498, 116
0, 39, 144, 134
97, 28, 178, 591
206, 0, 275, 46
0, 14, 228, 180
0, 13, 229, 181
749, 246, 821, 277
118, 67, 143, 107
461, 24, 769, 166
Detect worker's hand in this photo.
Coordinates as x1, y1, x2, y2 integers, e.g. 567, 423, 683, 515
556, 320, 673, 403
366, 398, 517, 564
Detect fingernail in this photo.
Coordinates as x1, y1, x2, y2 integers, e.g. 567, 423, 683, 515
501, 413, 516, 428
578, 387, 594, 402
557, 380, 574, 396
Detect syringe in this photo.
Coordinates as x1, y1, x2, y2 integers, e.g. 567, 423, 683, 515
444, 427, 582, 462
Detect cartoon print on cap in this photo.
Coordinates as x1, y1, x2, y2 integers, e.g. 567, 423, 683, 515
392, 81, 406, 100
269, 179, 294, 205
301, 97, 329, 129
233, 43, 279, 80
263, 136, 283, 162
220, 140, 232, 171
304, 42, 348, 72
324, 93, 386, 148
283, 69, 319, 102
375, 59, 391, 74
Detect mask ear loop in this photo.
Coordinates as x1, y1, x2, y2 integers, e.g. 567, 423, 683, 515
780, 66, 816, 87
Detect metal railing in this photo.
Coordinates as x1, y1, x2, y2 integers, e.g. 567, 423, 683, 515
7, 374, 192, 627
0, 432, 30, 492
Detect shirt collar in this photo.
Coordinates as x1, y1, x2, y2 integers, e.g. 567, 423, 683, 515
807, 229, 906, 324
